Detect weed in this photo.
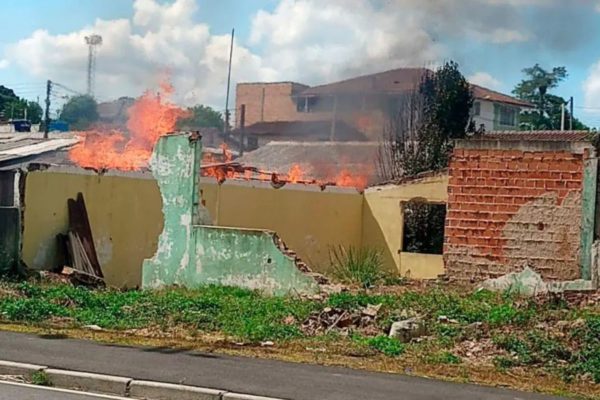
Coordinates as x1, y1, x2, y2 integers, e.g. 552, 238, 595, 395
427, 351, 462, 365
493, 356, 518, 371
330, 246, 385, 288
30, 371, 51, 386
352, 335, 405, 357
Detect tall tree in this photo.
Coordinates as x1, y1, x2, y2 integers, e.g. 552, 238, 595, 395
60, 95, 99, 130
379, 61, 474, 180
0, 85, 43, 123
177, 105, 224, 131
512, 64, 587, 130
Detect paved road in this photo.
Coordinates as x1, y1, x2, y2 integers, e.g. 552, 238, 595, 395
0, 331, 564, 400
0, 381, 128, 400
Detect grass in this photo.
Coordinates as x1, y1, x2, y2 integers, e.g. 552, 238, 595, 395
330, 246, 385, 288
30, 371, 51, 386
0, 280, 599, 397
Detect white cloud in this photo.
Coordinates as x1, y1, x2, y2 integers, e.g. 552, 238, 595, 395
4, 0, 276, 109
2, 0, 582, 110
0, 59, 8, 69
468, 72, 502, 89
583, 60, 600, 113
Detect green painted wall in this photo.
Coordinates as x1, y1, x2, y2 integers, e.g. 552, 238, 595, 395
580, 156, 597, 280
142, 133, 319, 295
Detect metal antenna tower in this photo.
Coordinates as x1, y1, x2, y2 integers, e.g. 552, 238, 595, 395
85, 34, 103, 97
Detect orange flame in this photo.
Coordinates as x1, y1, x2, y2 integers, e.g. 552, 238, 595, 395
286, 164, 304, 183
69, 82, 189, 171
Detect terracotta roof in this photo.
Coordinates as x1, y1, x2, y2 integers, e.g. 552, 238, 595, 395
234, 120, 367, 141
482, 130, 592, 142
471, 85, 533, 108
298, 68, 533, 108
300, 68, 428, 96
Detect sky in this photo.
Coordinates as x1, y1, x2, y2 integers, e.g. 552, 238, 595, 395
2, 0, 600, 127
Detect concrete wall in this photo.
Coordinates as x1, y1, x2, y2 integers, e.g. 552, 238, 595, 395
22, 169, 163, 287
200, 179, 364, 272
363, 173, 448, 278
445, 139, 596, 282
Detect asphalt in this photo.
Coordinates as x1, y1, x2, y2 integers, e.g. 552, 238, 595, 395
0, 331, 564, 400
0, 381, 129, 400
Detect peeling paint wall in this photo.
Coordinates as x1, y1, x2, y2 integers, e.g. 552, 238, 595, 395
142, 133, 319, 295
200, 180, 364, 272
445, 140, 596, 282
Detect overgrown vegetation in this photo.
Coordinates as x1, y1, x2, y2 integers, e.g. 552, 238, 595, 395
0, 280, 599, 393
330, 246, 385, 288
30, 370, 51, 386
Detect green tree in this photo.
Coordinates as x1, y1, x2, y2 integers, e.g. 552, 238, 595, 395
177, 104, 224, 131
0, 85, 43, 123
379, 61, 474, 180
60, 95, 99, 130
513, 64, 587, 130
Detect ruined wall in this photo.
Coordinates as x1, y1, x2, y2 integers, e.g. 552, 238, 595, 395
142, 133, 319, 295
22, 170, 163, 287
363, 173, 448, 278
445, 140, 596, 282
200, 179, 364, 272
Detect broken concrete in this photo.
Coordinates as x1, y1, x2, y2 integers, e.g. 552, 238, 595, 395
142, 133, 319, 296
388, 317, 426, 343
481, 266, 594, 296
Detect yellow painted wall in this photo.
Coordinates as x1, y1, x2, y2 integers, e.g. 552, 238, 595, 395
22, 170, 163, 288
200, 179, 364, 272
362, 174, 448, 278
21, 170, 448, 287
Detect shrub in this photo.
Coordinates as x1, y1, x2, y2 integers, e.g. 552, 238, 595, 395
330, 246, 385, 288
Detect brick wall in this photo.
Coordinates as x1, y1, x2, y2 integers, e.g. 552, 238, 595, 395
236, 82, 309, 127
235, 82, 385, 140
444, 142, 592, 282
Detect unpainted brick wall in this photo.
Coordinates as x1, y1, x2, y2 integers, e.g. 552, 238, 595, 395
445, 146, 587, 282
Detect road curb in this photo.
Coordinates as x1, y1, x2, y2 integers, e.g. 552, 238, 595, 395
222, 393, 285, 400
129, 380, 223, 400
45, 368, 131, 396
0, 359, 286, 400
0, 360, 46, 378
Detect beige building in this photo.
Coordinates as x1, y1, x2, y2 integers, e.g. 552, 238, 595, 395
235, 68, 533, 142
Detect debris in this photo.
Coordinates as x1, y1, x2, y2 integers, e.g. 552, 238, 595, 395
361, 303, 382, 318
260, 341, 274, 347
83, 324, 103, 331
56, 193, 105, 287
480, 266, 548, 297
388, 317, 427, 343
437, 315, 449, 323
283, 316, 297, 325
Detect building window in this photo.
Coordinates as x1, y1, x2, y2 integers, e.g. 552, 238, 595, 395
296, 96, 334, 113
472, 102, 481, 116
402, 201, 446, 255
498, 105, 516, 126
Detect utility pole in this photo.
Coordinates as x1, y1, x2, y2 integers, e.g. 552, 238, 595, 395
44, 80, 52, 139
569, 96, 574, 131
560, 102, 565, 131
239, 104, 245, 156
224, 28, 235, 137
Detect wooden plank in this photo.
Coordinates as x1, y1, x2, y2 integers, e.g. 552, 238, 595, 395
67, 193, 103, 278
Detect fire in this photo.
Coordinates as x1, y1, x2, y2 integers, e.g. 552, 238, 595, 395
200, 158, 370, 191
69, 82, 188, 171
286, 164, 304, 183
